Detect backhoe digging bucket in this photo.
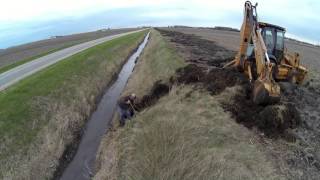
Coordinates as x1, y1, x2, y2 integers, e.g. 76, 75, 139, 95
252, 80, 280, 105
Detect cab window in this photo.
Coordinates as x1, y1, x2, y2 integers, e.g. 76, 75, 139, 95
276, 31, 284, 50
265, 29, 274, 54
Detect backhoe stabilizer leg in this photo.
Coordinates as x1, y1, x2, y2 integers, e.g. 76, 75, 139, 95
223, 60, 237, 69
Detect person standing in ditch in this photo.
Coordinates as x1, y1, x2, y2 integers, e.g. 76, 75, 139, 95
117, 93, 137, 126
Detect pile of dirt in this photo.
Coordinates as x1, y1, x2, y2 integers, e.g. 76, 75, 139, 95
155, 28, 303, 137
205, 68, 248, 95
173, 64, 301, 137
134, 81, 170, 111
259, 104, 300, 132
174, 64, 248, 94
174, 64, 206, 84
135, 63, 301, 137
221, 87, 301, 137
133, 64, 247, 112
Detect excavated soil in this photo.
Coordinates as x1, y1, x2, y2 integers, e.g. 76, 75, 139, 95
222, 86, 301, 137
134, 81, 170, 111
174, 64, 247, 95
173, 64, 300, 137
155, 28, 320, 179
156, 28, 301, 136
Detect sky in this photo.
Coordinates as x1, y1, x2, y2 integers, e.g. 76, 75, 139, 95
0, 0, 319, 49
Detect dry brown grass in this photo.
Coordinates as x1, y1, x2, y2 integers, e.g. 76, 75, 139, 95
120, 87, 284, 179
94, 29, 184, 179
95, 85, 284, 180
0, 31, 147, 179
94, 29, 284, 180
162, 27, 320, 180
123, 29, 185, 97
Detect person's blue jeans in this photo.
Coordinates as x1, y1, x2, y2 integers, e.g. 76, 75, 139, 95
118, 106, 132, 126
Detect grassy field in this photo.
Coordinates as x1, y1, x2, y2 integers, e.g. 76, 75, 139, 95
0, 30, 147, 179
94, 29, 284, 179
0, 45, 72, 74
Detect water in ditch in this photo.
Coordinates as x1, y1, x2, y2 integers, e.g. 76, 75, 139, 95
60, 32, 150, 180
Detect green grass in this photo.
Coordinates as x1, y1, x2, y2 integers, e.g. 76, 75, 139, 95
0, 30, 148, 178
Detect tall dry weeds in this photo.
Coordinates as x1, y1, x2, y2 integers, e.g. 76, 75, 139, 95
0, 31, 147, 179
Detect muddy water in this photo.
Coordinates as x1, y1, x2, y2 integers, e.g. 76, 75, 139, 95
60, 32, 150, 180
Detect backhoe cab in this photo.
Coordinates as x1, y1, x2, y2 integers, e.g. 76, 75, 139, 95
256, 22, 285, 63
225, 1, 307, 105
259, 22, 307, 84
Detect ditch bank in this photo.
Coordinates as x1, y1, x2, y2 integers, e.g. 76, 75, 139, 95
55, 32, 150, 180
133, 64, 300, 137
155, 28, 320, 179
94, 28, 319, 180
138, 29, 301, 138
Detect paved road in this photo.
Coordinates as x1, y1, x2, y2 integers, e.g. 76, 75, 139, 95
0, 29, 145, 91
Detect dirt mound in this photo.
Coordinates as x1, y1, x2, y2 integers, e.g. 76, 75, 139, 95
167, 65, 300, 138
259, 104, 300, 132
131, 29, 302, 139
135, 64, 300, 137
134, 81, 170, 111
175, 64, 206, 84
174, 64, 248, 95
134, 64, 247, 112
205, 68, 248, 95
221, 86, 301, 137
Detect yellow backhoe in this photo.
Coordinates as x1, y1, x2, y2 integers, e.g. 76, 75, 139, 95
225, 1, 307, 104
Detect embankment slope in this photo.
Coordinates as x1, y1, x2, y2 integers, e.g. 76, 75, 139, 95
94, 29, 283, 179
0, 30, 147, 179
